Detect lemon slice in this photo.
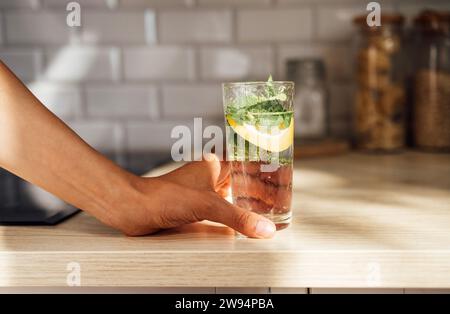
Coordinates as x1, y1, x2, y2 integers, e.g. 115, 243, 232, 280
227, 116, 294, 153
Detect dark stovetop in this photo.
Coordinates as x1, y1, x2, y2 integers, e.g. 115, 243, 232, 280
0, 152, 171, 225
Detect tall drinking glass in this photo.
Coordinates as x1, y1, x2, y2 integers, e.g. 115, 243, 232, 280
222, 80, 295, 230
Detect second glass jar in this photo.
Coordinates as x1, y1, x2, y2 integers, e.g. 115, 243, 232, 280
412, 10, 450, 151
353, 14, 406, 152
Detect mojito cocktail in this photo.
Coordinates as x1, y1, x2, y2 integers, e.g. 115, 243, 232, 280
223, 78, 294, 229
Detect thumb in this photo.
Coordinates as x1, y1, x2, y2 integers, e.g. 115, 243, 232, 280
197, 191, 276, 239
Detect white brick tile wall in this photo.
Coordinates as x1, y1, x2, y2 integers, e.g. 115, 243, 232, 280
159, 10, 232, 43
69, 121, 125, 153
5, 12, 74, 45
277, 0, 365, 4
2, 0, 446, 154
44, 46, 121, 82
126, 121, 193, 152
162, 84, 223, 118
200, 46, 273, 81
126, 118, 222, 152
0, 49, 43, 81
80, 12, 152, 44
317, 5, 360, 41
316, 3, 395, 41
28, 82, 82, 120
0, 0, 41, 9
43, 0, 118, 8
198, 0, 271, 6
276, 0, 307, 4
124, 46, 195, 81
237, 9, 313, 42
277, 44, 353, 81
119, 0, 195, 7
86, 84, 159, 119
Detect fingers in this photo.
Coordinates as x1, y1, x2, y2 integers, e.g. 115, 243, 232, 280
129, 177, 275, 238
163, 162, 212, 190
216, 179, 230, 198
163, 154, 228, 193
197, 191, 276, 239
217, 160, 230, 188
154, 156, 276, 238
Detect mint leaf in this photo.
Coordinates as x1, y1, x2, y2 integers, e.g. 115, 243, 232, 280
267, 75, 276, 97
225, 75, 292, 129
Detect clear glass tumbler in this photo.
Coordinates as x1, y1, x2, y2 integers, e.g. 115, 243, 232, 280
222, 80, 295, 230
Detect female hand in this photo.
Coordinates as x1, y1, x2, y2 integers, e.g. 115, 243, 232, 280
104, 155, 277, 238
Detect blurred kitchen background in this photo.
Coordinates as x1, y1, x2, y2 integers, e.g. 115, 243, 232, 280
0, 0, 449, 173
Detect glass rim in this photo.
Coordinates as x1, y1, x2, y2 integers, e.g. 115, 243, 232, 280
222, 81, 295, 88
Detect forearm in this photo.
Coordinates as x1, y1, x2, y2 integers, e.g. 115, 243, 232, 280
0, 61, 135, 222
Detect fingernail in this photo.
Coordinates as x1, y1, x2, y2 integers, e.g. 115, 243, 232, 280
255, 219, 276, 238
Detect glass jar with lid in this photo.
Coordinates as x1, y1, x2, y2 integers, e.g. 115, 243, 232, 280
352, 14, 406, 152
287, 58, 329, 139
412, 10, 450, 152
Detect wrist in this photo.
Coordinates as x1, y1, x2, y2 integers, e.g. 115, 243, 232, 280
87, 164, 143, 229
108, 174, 165, 236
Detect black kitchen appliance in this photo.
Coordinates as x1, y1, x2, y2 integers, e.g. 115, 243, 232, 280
0, 169, 79, 225
0, 153, 170, 225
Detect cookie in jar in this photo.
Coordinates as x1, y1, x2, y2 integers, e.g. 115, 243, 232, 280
353, 14, 406, 152
412, 10, 450, 152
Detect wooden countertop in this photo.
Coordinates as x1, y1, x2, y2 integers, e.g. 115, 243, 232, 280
1, 152, 449, 288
